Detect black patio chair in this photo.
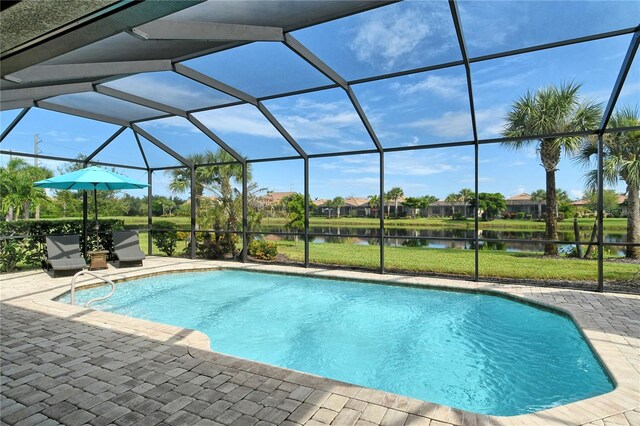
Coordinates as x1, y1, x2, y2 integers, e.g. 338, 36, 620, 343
112, 231, 145, 267
45, 235, 87, 278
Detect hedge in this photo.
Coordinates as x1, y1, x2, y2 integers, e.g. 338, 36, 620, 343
0, 219, 125, 272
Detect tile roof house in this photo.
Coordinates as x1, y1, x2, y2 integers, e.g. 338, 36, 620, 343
260, 191, 296, 206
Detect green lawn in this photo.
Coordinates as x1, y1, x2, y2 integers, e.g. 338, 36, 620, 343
275, 240, 639, 282
106, 216, 190, 228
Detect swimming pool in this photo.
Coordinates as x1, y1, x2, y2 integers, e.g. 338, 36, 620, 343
60, 269, 614, 416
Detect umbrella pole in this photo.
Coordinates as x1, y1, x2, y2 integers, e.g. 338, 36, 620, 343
82, 190, 88, 258
94, 187, 99, 250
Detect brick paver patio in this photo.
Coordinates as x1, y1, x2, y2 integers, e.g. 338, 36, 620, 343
1, 257, 639, 425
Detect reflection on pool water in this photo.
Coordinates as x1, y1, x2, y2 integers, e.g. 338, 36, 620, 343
60, 270, 614, 416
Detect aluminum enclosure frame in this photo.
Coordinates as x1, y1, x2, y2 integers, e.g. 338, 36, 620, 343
1, 1, 638, 291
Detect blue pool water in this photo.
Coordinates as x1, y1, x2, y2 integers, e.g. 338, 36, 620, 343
60, 270, 614, 416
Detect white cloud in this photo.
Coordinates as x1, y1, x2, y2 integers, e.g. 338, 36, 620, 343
105, 75, 229, 108
141, 116, 198, 136
316, 163, 340, 170
475, 106, 509, 139
194, 107, 282, 139
474, 70, 535, 90
385, 151, 458, 177
390, 75, 466, 99
399, 105, 507, 140
276, 102, 365, 143
293, 98, 343, 112
406, 110, 473, 139
349, 3, 454, 71
458, 2, 519, 52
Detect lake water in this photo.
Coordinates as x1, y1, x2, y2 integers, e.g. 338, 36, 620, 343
258, 225, 627, 255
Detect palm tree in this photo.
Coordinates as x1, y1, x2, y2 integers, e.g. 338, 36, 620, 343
503, 81, 602, 255
386, 187, 404, 218
367, 194, 380, 218
330, 196, 345, 219
445, 193, 460, 218
0, 158, 52, 220
576, 106, 640, 259
530, 189, 546, 219
384, 193, 392, 217
168, 149, 247, 229
556, 188, 572, 218
401, 197, 421, 218
419, 195, 439, 217
458, 188, 474, 218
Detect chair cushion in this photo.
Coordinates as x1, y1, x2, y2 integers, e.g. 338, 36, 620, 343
48, 258, 87, 271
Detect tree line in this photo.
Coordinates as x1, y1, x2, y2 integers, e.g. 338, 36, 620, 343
0, 158, 188, 220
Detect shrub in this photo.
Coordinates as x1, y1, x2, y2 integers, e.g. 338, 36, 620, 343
0, 218, 124, 265
196, 232, 238, 259
525, 214, 533, 220
452, 212, 466, 221
248, 239, 278, 261
0, 239, 26, 272
515, 212, 525, 219
152, 221, 178, 256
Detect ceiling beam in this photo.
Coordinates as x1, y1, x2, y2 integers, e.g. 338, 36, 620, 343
186, 114, 245, 164
174, 63, 250, 104
95, 83, 247, 164
131, 21, 284, 42
0, 99, 33, 111
95, 85, 187, 118
283, 34, 382, 153
36, 100, 130, 127
256, 103, 306, 159
84, 126, 127, 162
449, 0, 479, 142
3, 60, 173, 85
0, 149, 148, 171
175, 63, 307, 159
132, 129, 150, 169
284, 34, 348, 90
131, 124, 192, 167
0, 107, 30, 142
1, 82, 93, 102
599, 31, 639, 131
1, 1, 203, 77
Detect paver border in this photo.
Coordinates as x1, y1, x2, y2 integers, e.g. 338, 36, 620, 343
1, 257, 638, 425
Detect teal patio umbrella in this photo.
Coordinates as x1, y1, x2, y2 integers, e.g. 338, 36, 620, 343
34, 166, 148, 248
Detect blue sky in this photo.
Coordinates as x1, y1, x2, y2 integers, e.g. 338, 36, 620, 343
1, 1, 638, 202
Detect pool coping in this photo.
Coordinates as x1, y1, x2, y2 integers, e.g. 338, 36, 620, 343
1, 257, 638, 425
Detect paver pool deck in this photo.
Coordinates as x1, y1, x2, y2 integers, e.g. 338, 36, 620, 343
1, 256, 638, 426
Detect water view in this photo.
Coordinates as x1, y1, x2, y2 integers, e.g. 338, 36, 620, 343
258, 226, 628, 255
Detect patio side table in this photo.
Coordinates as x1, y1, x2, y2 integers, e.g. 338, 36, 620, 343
88, 250, 109, 271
